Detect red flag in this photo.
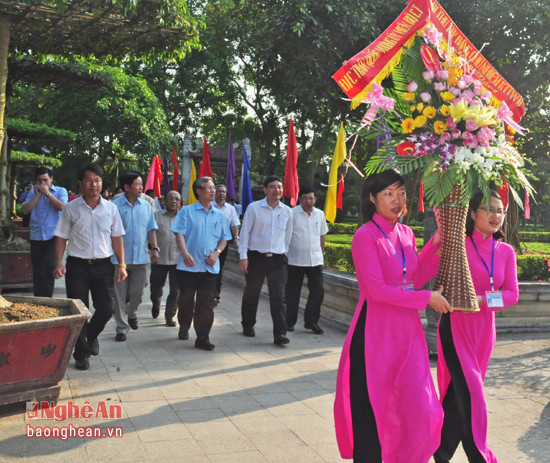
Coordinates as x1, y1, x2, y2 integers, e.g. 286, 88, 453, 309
145, 154, 163, 197
284, 117, 299, 206
171, 145, 179, 191
498, 182, 508, 207
525, 191, 530, 219
200, 137, 214, 178
337, 172, 345, 210
418, 180, 425, 213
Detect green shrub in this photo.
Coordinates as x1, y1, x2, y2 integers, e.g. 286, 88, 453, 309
518, 231, 550, 243
324, 243, 550, 281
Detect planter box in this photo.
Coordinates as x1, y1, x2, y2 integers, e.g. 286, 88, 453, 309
0, 296, 91, 406
0, 250, 33, 291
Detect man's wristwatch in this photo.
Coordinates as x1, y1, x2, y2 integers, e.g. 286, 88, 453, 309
152, 247, 160, 252
216, 248, 222, 254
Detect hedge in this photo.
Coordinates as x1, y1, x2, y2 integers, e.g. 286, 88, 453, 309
324, 243, 550, 281
328, 223, 550, 243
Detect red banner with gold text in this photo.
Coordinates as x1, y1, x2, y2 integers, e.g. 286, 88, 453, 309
333, 0, 525, 122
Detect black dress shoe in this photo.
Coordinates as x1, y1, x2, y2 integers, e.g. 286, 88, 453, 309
75, 357, 90, 370
128, 317, 138, 330
286, 324, 294, 332
115, 333, 127, 342
178, 328, 189, 340
243, 326, 255, 337
88, 338, 99, 356
274, 334, 290, 346
166, 319, 177, 327
304, 323, 324, 335
152, 307, 160, 319
195, 338, 215, 351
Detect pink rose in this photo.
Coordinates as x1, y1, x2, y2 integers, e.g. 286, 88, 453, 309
477, 131, 491, 147
439, 132, 452, 144
422, 70, 435, 80
473, 80, 483, 95
465, 119, 478, 132
446, 117, 457, 130
406, 81, 418, 92
462, 75, 474, 85
481, 91, 492, 103
456, 80, 467, 89
451, 129, 462, 139
433, 82, 446, 91
436, 70, 449, 80
463, 132, 478, 149
449, 87, 461, 97
420, 92, 432, 103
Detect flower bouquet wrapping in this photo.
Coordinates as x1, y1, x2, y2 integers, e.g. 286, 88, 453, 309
356, 25, 534, 312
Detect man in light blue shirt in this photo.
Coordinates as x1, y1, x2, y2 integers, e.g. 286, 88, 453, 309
22, 167, 68, 297
171, 177, 231, 350
111, 172, 159, 342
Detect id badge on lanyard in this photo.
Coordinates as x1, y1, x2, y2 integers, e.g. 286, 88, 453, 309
470, 236, 503, 308
486, 291, 504, 308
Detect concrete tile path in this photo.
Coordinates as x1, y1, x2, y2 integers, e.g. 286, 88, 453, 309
0, 278, 548, 462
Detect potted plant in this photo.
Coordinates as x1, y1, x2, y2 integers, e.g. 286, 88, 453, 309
0, 295, 90, 406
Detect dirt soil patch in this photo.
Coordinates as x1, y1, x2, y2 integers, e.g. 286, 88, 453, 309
0, 303, 71, 324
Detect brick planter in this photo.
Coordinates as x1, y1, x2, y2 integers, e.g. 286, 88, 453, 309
0, 296, 90, 406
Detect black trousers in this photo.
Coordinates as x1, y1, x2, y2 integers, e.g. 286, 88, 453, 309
176, 270, 217, 340
285, 264, 324, 327
65, 256, 115, 360
349, 302, 382, 463
215, 245, 229, 297
241, 251, 288, 336
150, 264, 180, 321
434, 313, 486, 463
30, 238, 56, 297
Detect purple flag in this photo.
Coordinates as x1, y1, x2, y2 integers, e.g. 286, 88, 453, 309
161, 150, 170, 196
241, 145, 253, 217
225, 132, 237, 200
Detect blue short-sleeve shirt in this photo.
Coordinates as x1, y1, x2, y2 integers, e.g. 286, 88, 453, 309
171, 202, 232, 274
111, 195, 158, 265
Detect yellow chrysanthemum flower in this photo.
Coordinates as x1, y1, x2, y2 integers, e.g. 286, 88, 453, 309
440, 105, 451, 117
447, 67, 462, 86
410, 106, 416, 112
434, 120, 448, 135
403, 92, 416, 102
402, 118, 415, 133
441, 91, 455, 103
414, 115, 427, 128
416, 103, 424, 112
423, 106, 437, 119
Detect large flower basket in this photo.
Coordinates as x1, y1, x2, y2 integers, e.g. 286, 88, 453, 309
331, 1, 533, 311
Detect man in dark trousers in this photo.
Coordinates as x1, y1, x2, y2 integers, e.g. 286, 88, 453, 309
54, 163, 127, 371
238, 175, 293, 346
285, 186, 329, 335
23, 167, 68, 297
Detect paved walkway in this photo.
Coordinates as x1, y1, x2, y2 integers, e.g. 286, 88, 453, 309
0, 278, 549, 462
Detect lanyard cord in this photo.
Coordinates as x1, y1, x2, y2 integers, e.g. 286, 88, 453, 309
469, 235, 495, 291
372, 219, 406, 280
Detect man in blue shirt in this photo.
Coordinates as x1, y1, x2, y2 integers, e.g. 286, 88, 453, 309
112, 172, 159, 342
22, 167, 68, 297
171, 177, 231, 350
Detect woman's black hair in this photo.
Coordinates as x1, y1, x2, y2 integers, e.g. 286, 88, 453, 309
362, 170, 406, 222
465, 189, 505, 240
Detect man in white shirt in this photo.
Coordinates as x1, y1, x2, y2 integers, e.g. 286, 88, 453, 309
54, 163, 127, 371
238, 175, 293, 346
285, 186, 329, 335
212, 184, 240, 303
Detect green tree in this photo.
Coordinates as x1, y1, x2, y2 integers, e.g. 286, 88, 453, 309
0, 0, 201, 225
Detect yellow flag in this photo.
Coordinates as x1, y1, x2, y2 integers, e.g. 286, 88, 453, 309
187, 160, 197, 205
324, 123, 346, 223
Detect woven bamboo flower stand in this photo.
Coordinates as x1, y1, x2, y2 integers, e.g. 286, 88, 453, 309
433, 183, 479, 312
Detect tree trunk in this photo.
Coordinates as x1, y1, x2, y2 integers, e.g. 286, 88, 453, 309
0, 16, 11, 227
